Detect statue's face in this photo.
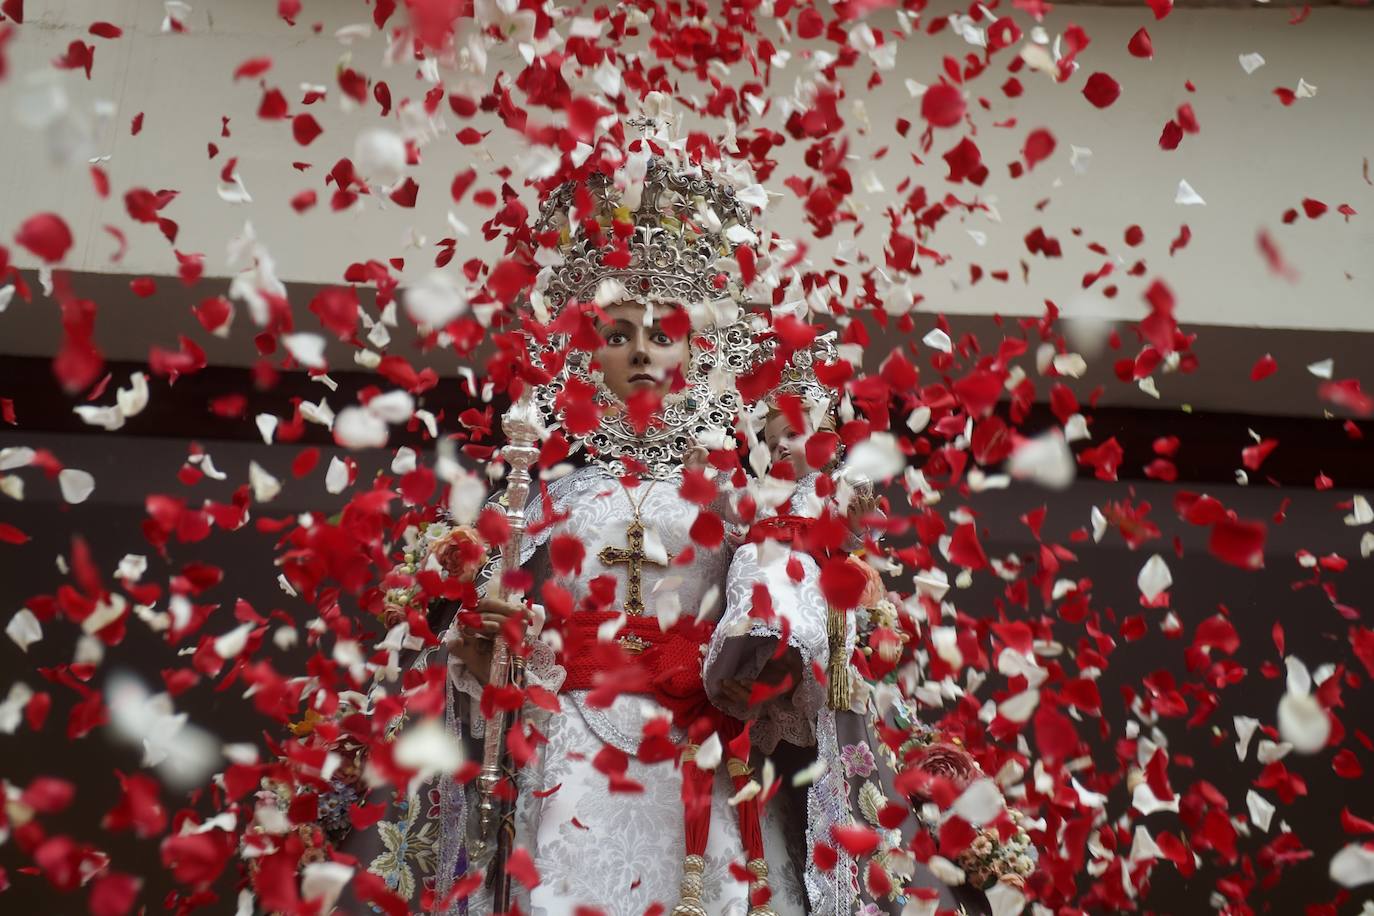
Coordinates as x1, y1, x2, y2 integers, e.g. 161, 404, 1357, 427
764, 405, 836, 475
763, 409, 810, 475
594, 301, 689, 404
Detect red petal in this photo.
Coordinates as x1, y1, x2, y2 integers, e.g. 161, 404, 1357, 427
1127, 27, 1153, 58
921, 83, 965, 128
15, 212, 74, 263
1082, 72, 1122, 109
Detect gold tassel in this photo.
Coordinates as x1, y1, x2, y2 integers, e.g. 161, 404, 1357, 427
826, 606, 851, 711
746, 857, 779, 916
671, 854, 709, 916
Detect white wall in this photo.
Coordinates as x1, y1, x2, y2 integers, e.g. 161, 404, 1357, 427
1, 1, 1372, 330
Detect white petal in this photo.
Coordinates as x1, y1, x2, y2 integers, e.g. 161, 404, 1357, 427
6, 608, 42, 651
952, 778, 1004, 826
249, 461, 281, 503
0, 447, 34, 471
367, 390, 415, 424
927, 855, 966, 886
117, 554, 148, 582
58, 468, 96, 504
1246, 790, 1275, 832
302, 862, 355, 910
1129, 825, 1162, 862
1008, 430, 1075, 490
393, 718, 465, 779
1131, 781, 1180, 816
1064, 413, 1091, 443
255, 413, 279, 445
843, 433, 905, 483
1256, 738, 1292, 764
1331, 843, 1374, 888
1137, 554, 1172, 601
1234, 715, 1259, 761
404, 271, 468, 328
1277, 690, 1329, 754
73, 405, 125, 431
214, 622, 254, 659
1238, 52, 1266, 74
1284, 655, 1312, 696
1307, 358, 1334, 379
1175, 179, 1206, 206
391, 447, 418, 475
923, 328, 953, 353
986, 882, 1027, 916
353, 128, 408, 187
694, 732, 723, 770
0, 681, 34, 734
791, 757, 827, 787
998, 688, 1040, 723
116, 372, 149, 418
1345, 495, 1373, 526
0, 285, 13, 313
325, 456, 351, 494
283, 333, 327, 369
334, 407, 389, 449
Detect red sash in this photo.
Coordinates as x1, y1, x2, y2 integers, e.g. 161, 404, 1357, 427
556, 611, 771, 911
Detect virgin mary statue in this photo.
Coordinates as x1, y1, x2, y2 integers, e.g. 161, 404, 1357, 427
410, 152, 848, 916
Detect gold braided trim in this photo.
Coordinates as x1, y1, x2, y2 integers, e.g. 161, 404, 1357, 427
826, 607, 851, 710
726, 756, 752, 778
681, 743, 699, 764
672, 854, 708, 916
745, 857, 778, 916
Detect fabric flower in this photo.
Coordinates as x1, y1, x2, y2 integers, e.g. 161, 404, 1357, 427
910, 742, 979, 791
841, 742, 877, 778
429, 525, 487, 581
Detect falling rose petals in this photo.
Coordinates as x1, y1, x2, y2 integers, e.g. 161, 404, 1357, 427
1251, 353, 1278, 381
920, 83, 965, 128
1209, 517, 1267, 569
393, 718, 465, 781
58, 468, 95, 503
1082, 73, 1122, 109
1176, 180, 1206, 206
1022, 128, 1056, 170
232, 56, 272, 81
5, 607, 41, 651
1128, 28, 1153, 59
291, 113, 322, 145
1277, 656, 1331, 754
1147, 0, 1174, 18
1138, 554, 1172, 601
1329, 843, 1374, 887
15, 212, 74, 262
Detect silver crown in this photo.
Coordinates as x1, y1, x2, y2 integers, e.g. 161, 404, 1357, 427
531, 156, 758, 314
755, 331, 840, 413
522, 156, 765, 480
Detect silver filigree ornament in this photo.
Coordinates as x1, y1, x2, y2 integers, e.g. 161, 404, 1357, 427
521, 156, 767, 480
754, 331, 842, 414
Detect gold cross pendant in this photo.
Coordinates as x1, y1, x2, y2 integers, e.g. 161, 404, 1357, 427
598, 519, 671, 616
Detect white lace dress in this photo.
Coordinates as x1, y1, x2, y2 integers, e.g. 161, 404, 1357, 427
437, 464, 816, 916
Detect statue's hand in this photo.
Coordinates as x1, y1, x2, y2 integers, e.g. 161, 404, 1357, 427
717, 646, 804, 717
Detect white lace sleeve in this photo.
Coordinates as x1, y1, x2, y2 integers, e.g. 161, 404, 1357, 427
704, 540, 830, 752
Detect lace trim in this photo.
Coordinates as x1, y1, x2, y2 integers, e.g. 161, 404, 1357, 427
739, 621, 827, 753
804, 707, 861, 916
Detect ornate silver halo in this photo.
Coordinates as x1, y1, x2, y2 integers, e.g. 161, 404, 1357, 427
526, 310, 760, 480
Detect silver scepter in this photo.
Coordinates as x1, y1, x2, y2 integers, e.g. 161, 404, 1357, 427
476, 391, 542, 849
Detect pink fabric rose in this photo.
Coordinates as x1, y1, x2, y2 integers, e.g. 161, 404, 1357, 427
430, 525, 487, 582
